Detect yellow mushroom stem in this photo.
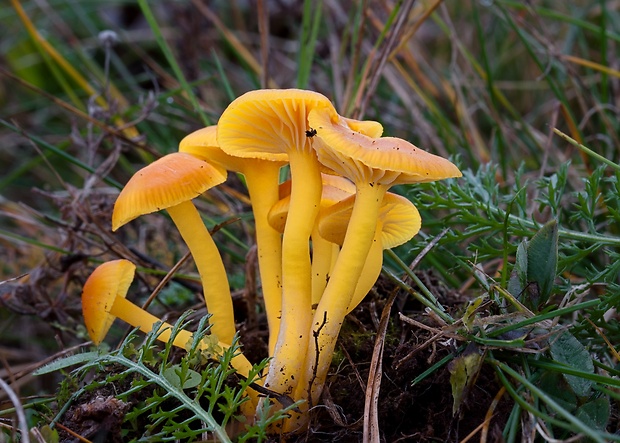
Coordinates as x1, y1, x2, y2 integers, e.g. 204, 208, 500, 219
243, 166, 284, 355
346, 224, 384, 315
270, 174, 355, 311
109, 296, 191, 348
180, 127, 284, 354
311, 229, 378, 312
288, 182, 388, 432
265, 149, 322, 398
166, 200, 236, 346
310, 227, 339, 307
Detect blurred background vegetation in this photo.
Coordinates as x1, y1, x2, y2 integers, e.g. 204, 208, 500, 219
1, 0, 619, 441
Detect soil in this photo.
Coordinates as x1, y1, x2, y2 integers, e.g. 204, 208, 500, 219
287, 275, 511, 442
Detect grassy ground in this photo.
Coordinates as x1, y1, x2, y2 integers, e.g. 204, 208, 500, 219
1, 1, 620, 441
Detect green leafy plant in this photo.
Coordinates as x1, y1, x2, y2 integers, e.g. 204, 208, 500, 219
35, 313, 295, 442
393, 160, 620, 442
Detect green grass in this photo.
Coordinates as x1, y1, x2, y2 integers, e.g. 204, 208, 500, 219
1, 1, 619, 441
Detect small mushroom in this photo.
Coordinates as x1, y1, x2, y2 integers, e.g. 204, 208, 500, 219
318, 192, 421, 314
180, 125, 286, 354
301, 105, 461, 407
112, 152, 237, 345
217, 89, 337, 396
81, 259, 254, 379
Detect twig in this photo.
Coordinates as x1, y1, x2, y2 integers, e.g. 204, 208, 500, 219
53, 422, 92, 443
338, 345, 366, 393
406, 228, 449, 279
257, 0, 270, 88
364, 228, 451, 441
460, 414, 493, 443
363, 289, 398, 443
480, 386, 506, 443
308, 311, 328, 408
357, 0, 416, 119
234, 373, 300, 413
141, 251, 192, 310
0, 376, 30, 443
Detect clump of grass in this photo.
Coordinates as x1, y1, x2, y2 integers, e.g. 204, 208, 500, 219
1, 1, 619, 441
391, 164, 620, 441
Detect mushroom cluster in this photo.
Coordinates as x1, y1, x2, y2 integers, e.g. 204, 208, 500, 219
81, 89, 461, 433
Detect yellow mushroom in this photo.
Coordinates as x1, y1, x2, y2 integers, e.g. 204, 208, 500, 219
180, 125, 286, 355
112, 152, 237, 345
81, 259, 254, 379
217, 89, 336, 398
299, 105, 461, 413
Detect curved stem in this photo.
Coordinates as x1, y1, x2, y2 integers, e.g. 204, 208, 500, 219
166, 201, 236, 345
244, 165, 284, 355
110, 296, 259, 415
346, 225, 384, 315
310, 226, 337, 307
265, 150, 322, 397
110, 297, 254, 379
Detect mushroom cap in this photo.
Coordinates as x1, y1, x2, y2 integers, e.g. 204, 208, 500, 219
112, 152, 227, 230
179, 125, 219, 151
320, 173, 357, 195
82, 259, 136, 345
340, 116, 383, 138
179, 125, 287, 171
217, 89, 336, 161
268, 174, 356, 233
308, 106, 462, 186
276, 173, 355, 200
179, 125, 239, 166
318, 192, 421, 248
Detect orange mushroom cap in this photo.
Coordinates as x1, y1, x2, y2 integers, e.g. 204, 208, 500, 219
112, 152, 227, 231
340, 116, 383, 138
82, 259, 136, 345
179, 125, 288, 170
217, 88, 335, 160
309, 106, 462, 185
318, 192, 421, 248
268, 174, 356, 233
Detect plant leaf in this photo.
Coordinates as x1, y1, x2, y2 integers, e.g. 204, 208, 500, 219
33, 352, 100, 375
509, 240, 528, 297
163, 365, 202, 390
575, 397, 610, 431
538, 371, 577, 412
463, 296, 484, 331
521, 219, 559, 309
38, 425, 60, 443
549, 331, 594, 397
448, 343, 483, 415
